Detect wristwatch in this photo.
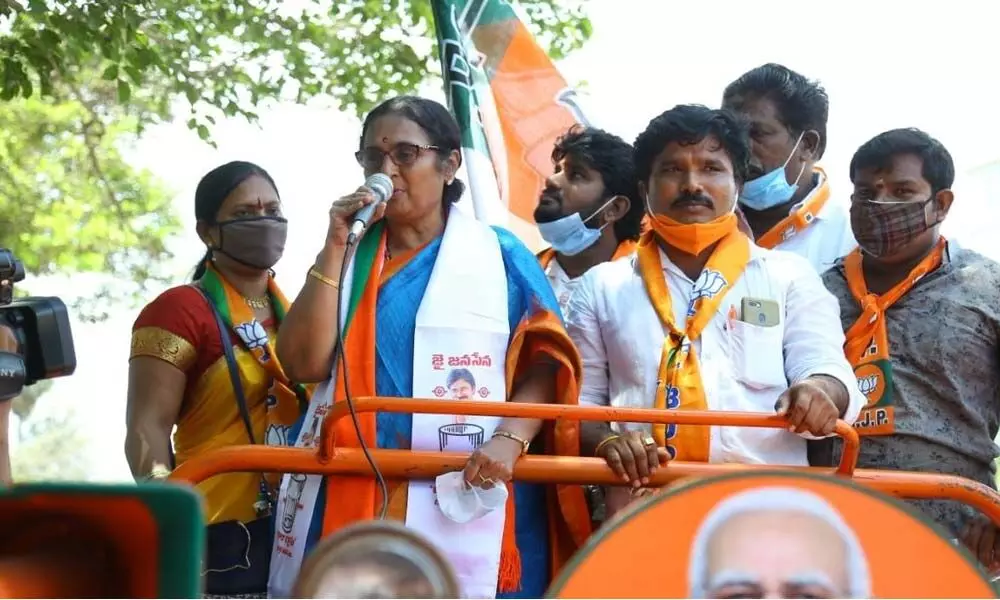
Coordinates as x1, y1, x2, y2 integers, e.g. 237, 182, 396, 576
493, 430, 530, 455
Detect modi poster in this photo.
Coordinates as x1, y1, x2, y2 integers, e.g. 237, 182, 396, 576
548, 472, 997, 598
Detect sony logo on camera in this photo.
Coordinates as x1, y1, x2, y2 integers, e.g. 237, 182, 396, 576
0, 249, 76, 402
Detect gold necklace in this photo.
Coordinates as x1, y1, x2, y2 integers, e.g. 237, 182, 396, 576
244, 294, 271, 309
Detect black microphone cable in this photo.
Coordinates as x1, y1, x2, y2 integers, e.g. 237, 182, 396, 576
332, 230, 389, 520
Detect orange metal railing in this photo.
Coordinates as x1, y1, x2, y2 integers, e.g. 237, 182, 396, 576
168, 398, 1000, 527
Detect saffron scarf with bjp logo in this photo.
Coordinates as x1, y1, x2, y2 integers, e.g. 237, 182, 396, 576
199, 265, 306, 446
636, 228, 751, 461
842, 237, 947, 435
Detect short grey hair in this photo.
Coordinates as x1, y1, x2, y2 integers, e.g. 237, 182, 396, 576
687, 486, 871, 598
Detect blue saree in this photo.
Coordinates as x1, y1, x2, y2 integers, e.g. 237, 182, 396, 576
290, 226, 562, 597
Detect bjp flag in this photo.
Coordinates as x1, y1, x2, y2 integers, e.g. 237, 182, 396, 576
431, 0, 592, 251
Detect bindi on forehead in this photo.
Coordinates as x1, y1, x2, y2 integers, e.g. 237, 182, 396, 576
364, 115, 429, 148
362, 135, 424, 151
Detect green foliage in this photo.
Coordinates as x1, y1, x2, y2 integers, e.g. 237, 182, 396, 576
0, 0, 590, 320
0, 0, 592, 131
0, 80, 181, 321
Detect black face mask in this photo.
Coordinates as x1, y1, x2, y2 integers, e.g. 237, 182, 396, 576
212, 216, 288, 270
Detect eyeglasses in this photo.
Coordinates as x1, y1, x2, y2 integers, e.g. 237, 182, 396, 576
354, 142, 440, 172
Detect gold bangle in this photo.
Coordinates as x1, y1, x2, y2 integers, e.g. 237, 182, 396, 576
493, 430, 530, 456
308, 266, 339, 289
593, 434, 620, 457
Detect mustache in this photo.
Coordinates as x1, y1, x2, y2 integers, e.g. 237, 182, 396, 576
539, 188, 562, 205
671, 192, 714, 208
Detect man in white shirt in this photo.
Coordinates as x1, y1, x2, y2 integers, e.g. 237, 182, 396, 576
534, 125, 645, 315
722, 64, 856, 273
565, 105, 864, 515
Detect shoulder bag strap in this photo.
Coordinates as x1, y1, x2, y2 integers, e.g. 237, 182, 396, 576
195, 285, 274, 517
196, 286, 257, 444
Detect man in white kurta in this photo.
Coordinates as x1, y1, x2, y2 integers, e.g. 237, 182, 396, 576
565, 104, 864, 517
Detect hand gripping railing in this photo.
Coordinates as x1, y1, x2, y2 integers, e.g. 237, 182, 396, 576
168, 398, 1000, 528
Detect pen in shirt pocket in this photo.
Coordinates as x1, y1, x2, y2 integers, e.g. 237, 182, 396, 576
726, 304, 737, 329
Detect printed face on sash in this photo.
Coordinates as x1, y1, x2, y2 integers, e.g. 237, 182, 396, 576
701, 510, 851, 599
445, 368, 477, 428
642, 136, 739, 224
448, 377, 475, 400
446, 368, 476, 401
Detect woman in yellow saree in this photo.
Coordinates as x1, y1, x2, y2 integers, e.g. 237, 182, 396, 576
125, 161, 307, 597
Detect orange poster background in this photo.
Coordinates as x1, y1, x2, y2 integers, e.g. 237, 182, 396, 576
549, 472, 995, 598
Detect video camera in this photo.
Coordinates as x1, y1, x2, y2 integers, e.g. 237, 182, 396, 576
0, 249, 76, 401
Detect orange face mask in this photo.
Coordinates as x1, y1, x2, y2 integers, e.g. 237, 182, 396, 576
647, 210, 739, 255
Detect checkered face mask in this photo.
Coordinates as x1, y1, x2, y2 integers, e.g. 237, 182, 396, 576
850, 196, 937, 257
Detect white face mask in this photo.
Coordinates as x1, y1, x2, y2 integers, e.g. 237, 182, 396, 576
434, 471, 508, 523
537, 197, 615, 256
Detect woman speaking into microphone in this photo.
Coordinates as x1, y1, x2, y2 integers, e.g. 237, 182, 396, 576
269, 96, 590, 599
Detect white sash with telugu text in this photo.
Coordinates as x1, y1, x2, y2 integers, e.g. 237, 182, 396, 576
406, 207, 510, 600
267, 206, 511, 599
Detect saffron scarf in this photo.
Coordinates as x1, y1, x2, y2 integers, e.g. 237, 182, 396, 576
755, 167, 831, 250
537, 239, 638, 269
199, 265, 305, 440
842, 237, 946, 435
636, 229, 751, 460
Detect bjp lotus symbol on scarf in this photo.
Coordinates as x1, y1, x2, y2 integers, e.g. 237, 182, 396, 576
688, 269, 727, 316
854, 363, 886, 408
235, 320, 271, 360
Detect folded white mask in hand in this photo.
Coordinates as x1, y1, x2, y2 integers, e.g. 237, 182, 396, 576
435, 471, 508, 524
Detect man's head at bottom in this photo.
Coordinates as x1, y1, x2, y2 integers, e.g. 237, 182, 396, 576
293, 521, 459, 599
688, 486, 872, 599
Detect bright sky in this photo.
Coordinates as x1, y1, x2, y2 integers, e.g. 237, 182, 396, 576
13, 0, 1000, 481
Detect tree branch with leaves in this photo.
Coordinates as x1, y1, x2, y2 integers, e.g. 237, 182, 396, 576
0, 0, 590, 317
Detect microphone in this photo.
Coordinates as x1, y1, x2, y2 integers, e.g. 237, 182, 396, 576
347, 173, 394, 245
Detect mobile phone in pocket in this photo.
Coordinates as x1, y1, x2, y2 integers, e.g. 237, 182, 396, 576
740, 297, 780, 327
